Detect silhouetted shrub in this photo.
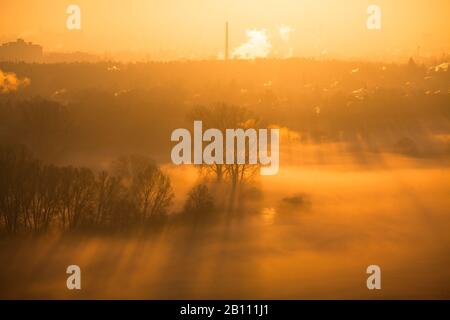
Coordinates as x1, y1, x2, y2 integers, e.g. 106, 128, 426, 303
183, 184, 215, 217
281, 193, 310, 208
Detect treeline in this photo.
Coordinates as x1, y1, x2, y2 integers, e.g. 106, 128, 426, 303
1, 58, 449, 98
1, 60, 450, 163
0, 145, 175, 235
0, 94, 179, 163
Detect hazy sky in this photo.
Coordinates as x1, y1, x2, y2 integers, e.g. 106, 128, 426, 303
0, 0, 449, 60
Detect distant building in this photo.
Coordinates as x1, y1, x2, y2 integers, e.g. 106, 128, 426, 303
0, 39, 43, 63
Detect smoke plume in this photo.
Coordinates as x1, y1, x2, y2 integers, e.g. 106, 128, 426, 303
0, 69, 30, 93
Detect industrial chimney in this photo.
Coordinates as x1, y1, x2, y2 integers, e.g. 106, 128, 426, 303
225, 21, 229, 60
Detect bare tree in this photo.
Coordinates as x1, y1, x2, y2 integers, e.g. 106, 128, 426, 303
113, 155, 174, 223
24, 165, 63, 234
189, 104, 261, 209
184, 184, 215, 215
94, 171, 121, 226
0, 145, 36, 234
58, 167, 96, 230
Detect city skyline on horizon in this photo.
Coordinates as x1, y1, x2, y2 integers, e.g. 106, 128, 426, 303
0, 0, 449, 62
0, 37, 448, 64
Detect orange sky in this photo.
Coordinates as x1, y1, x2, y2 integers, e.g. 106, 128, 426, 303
0, 0, 449, 60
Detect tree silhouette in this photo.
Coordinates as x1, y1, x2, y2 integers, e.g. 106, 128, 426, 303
189, 104, 261, 210
113, 155, 174, 223
0, 145, 36, 234
0, 146, 175, 235
184, 184, 215, 215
